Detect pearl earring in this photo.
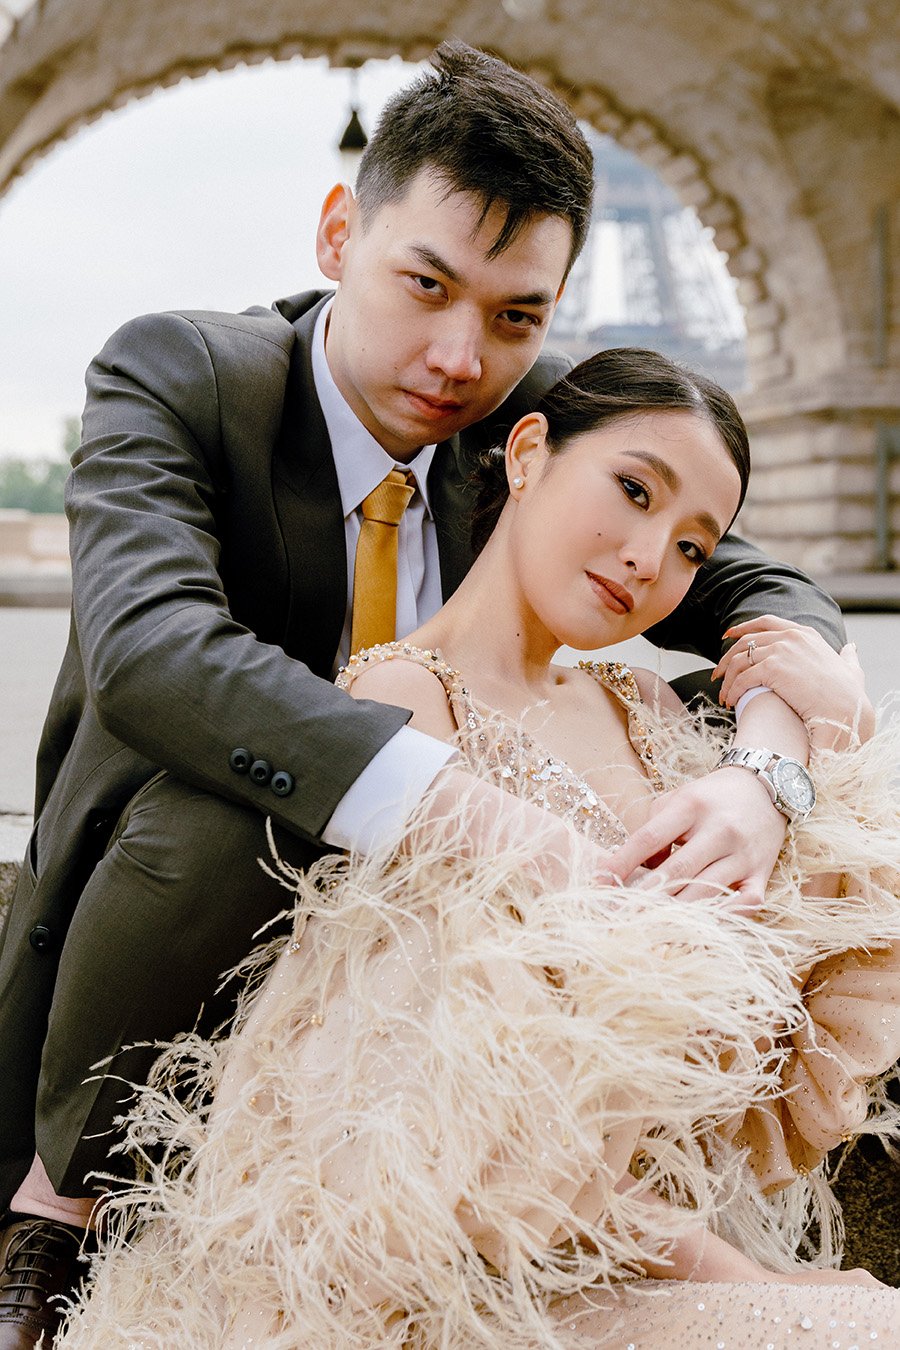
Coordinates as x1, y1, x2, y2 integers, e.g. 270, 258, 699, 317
512, 475, 525, 489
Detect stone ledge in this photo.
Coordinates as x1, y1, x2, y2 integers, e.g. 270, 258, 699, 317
0, 813, 29, 920
0, 859, 17, 921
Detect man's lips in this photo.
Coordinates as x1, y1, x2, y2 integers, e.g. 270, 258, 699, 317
403, 390, 465, 420
586, 572, 635, 614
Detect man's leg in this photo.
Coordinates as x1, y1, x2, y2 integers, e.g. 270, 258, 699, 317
37, 770, 317, 1198
0, 772, 317, 1348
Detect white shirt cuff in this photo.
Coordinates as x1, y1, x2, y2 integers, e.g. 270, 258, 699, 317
734, 685, 770, 720
322, 726, 458, 854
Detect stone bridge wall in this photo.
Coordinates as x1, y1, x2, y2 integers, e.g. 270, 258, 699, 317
0, 0, 898, 572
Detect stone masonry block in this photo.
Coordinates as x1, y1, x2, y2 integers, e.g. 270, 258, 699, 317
729, 244, 765, 278
616, 116, 660, 153
674, 176, 712, 210
661, 151, 703, 187
0, 860, 18, 925
745, 327, 780, 360
699, 197, 738, 231
712, 225, 744, 255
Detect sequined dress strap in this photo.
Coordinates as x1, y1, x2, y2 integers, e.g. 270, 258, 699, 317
578, 659, 664, 792
335, 641, 468, 726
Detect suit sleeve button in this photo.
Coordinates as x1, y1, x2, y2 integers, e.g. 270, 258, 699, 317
270, 770, 295, 798
229, 748, 252, 774
29, 925, 54, 953
249, 758, 273, 786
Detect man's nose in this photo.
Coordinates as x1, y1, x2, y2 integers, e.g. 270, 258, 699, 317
425, 314, 483, 383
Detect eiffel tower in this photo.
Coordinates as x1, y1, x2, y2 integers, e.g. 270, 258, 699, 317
551, 130, 746, 391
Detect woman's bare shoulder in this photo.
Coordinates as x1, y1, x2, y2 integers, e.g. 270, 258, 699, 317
631, 667, 685, 714
343, 655, 459, 741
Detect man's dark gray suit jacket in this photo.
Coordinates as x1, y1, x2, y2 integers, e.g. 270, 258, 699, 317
0, 289, 845, 1208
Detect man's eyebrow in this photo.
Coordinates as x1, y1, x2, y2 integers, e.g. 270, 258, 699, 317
406, 243, 556, 307
506, 289, 557, 308
622, 450, 723, 540
409, 244, 463, 285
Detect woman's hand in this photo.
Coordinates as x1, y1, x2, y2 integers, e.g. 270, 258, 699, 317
712, 616, 875, 749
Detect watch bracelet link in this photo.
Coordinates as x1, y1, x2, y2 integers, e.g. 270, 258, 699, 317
715, 745, 816, 823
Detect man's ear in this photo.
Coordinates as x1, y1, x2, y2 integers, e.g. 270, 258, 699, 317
316, 183, 355, 282
506, 412, 549, 492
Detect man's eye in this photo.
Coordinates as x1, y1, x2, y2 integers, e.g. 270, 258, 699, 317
618, 475, 649, 508
678, 540, 708, 566
413, 275, 444, 295
501, 310, 539, 328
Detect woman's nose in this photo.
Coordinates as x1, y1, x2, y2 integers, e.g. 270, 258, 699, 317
620, 531, 665, 583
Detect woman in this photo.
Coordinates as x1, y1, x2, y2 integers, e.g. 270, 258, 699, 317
60, 350, 900, 1347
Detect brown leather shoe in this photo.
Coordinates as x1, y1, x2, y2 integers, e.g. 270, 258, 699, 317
0, 1212, 94, 1348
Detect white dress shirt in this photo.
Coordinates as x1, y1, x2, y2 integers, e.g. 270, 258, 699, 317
311, 302, 457, 853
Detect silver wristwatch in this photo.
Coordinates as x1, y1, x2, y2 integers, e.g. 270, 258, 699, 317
716, 746, 816, 824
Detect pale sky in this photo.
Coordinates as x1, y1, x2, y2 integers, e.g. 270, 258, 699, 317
0, 55, 420, 459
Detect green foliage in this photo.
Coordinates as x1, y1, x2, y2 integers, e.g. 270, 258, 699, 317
0, 417, 79, 514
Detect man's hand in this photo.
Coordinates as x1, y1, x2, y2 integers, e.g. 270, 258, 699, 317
608, 767, 788, 911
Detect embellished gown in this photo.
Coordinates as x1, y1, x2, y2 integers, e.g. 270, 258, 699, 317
58, 645, 900, 1348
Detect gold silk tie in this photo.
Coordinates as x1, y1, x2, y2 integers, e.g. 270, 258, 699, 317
350, 468, 416, 655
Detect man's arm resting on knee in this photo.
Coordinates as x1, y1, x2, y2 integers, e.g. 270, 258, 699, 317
70, 311, 416, 844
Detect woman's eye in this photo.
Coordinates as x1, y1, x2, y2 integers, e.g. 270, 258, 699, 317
678, 540, 708, 566
618, 476, 649, 508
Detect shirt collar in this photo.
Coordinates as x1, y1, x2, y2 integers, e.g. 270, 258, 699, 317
311, 300, 437, 519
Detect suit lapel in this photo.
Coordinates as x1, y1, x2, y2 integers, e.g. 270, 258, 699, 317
272, 300, 347, 676
431, 437, 477, 601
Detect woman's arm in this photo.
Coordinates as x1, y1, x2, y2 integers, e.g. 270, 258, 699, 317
713, 617, 875, 750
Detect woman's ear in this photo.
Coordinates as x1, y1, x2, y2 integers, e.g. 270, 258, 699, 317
316, 183, 355, 281
506, 413, 549, 494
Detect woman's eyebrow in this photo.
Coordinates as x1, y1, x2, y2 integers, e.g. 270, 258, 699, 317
621, 450, 679, 491
696, 512, 724, 543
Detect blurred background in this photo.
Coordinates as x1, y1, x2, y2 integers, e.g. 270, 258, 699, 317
0, 0, 897, 843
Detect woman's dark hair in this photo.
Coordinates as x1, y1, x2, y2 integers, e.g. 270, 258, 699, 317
355, 41, 594, 275
470, 347, 751, 555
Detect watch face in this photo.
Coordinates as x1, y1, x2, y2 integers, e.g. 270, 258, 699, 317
772, 758, 816, 815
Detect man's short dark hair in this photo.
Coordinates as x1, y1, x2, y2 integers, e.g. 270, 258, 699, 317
355, 41, 594, 274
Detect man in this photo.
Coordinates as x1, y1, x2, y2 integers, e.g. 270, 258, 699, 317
0, 41, 843, 1346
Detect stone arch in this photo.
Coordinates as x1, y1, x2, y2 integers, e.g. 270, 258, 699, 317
0, 6, 796, 392
1, 0, 897, 570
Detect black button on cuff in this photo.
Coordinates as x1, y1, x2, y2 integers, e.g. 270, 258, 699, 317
270, 770, 294, 798
29, 925, 54, 953
229, 748, 252, 774
250, 758, 273, 786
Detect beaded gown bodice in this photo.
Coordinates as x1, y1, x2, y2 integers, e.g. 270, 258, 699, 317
337, 641, 664, 851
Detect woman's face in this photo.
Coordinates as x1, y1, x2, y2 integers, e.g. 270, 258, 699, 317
506, 408, 743, 650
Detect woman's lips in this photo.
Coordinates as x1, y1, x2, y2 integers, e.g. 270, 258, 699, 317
586, 572, 635, 614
